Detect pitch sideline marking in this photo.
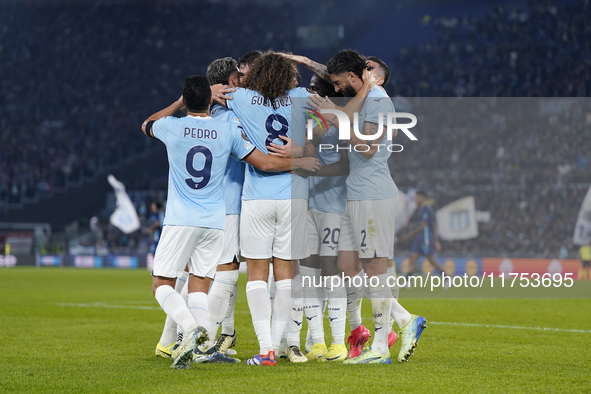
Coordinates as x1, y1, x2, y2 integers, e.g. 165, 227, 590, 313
56, 302, 591, 334
428, 321, 591, 334
57, 302, 161, 311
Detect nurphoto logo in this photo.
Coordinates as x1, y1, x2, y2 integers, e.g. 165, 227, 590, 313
306, 108, 419, 153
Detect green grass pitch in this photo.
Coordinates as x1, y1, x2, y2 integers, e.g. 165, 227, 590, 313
1, 268, 590, 392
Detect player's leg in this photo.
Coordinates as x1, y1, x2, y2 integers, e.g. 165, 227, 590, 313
245, 258, 275, 365
274, 198, 308, 363
155, 268, 188, 358
187, 227, 240, 365
406, 251, 420, 288
344, 200, 393, 363
215, 260, 240, 352
425, 254, 444, 273
346, 198, 426, 364
346, 256, 393, 364
282, 259, 308, 362
152, 226, 209, 369
316, 210, 347, 362
203, 214, 240, 353
241, 200, 276, 366
384, 199, 427, 362
339, 204, 369, 358
301, 254, 327, 359
341, 258, 369, 359
301, 209, 326, 359
386, 260, 399, 348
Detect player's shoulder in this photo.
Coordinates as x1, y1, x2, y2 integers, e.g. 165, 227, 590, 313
369, 86, 389, 97
211, 104, 240, 124
289, 86, 313, 98
232, 87, 257, 98
155, 115, 180, 125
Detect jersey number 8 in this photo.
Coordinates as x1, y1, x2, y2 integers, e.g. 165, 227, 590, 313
265, 114, 289, 148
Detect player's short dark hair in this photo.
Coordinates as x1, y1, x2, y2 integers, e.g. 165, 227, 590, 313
416, 190, 428, 198
327, 49, 367, 79
206, 57, 238, 86
182, 75, 211, 112
238, 50, 263, 69
310, 75, 342, 98
367, 56, 391, 86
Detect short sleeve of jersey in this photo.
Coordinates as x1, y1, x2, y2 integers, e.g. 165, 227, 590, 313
229, 124, 255, 160
226, 89, 248, 113
152, 116, 175, 144
363, 94, 394, 126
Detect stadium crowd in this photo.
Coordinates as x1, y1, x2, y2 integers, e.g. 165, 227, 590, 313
387, 0, 591, 257
389, 1, 591, 97
0, 1, 334, 209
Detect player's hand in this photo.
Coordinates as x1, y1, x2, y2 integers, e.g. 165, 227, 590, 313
299, 157, 321, 172
308, 95, 338, 125
211, 84, 235, 104
362, 66, 378, 90
293, 168, 315, 178
435, 241, 442, 252
176, 95, 188, 114
268, 135, 303, 158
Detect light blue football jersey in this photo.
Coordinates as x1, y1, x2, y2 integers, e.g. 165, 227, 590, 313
346, 86, 398, 200
308, 126, 346, 215
152, 115, 254, 229
210, 104, 245, 215
227, 87, 310, 200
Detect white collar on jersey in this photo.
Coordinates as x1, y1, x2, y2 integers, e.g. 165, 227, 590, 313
187, 114, 212, 119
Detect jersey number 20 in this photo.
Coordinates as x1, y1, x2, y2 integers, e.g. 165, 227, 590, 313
185, 146, 212, 190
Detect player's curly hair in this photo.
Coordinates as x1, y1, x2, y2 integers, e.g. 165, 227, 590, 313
241, 51, 298, 109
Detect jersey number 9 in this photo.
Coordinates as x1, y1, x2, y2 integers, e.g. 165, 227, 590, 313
185, 145, 213, 190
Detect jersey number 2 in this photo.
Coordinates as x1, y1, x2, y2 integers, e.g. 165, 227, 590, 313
185, 146, 213, 190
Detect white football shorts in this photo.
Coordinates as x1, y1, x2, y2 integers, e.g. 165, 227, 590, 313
218, 214, 240, 265
307, 208, 342, 257
240, 199, 308, 260
338, 197, 397, 259
152, 225, 223, 279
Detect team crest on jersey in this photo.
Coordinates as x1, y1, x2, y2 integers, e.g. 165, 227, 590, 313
240, 128, 250, 141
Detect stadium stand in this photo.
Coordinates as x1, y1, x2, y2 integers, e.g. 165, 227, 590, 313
1, 0, 589, 257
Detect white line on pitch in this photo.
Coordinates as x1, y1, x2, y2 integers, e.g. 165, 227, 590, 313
57, 302, 161, 311
56, 303, 591, 334
428, 321, 591, 334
